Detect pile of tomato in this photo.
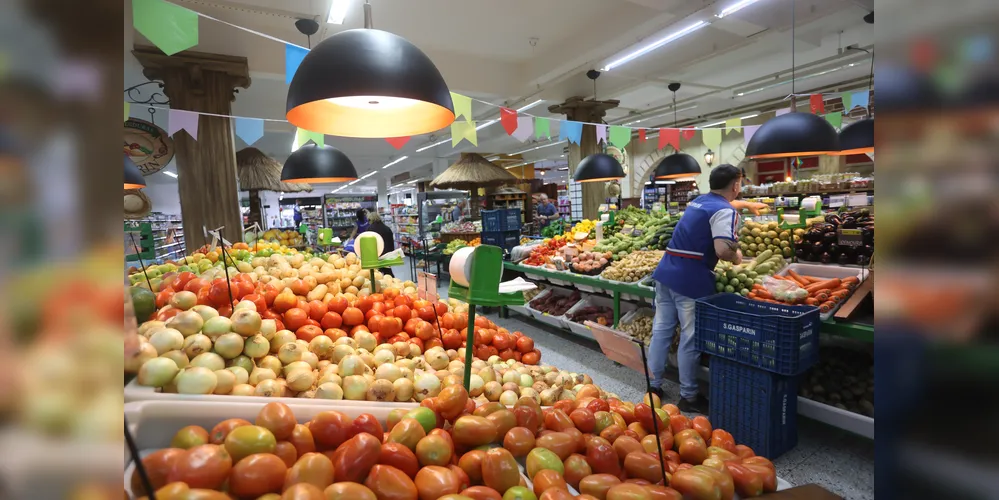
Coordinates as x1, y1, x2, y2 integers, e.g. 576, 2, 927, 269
132, 385, 777, 500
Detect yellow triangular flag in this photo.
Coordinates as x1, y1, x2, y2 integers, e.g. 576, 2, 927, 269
724, 118, 741, 135
450, 92, 473, 122
451, 120, 477, 147
702, 128, 722, 151
124, 102, 131, 122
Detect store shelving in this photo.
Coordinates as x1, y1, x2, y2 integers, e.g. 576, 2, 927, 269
323, 194, 377, 232
128, 213, 186, 263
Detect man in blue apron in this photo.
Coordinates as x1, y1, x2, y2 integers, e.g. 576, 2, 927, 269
649, 164, 744, 414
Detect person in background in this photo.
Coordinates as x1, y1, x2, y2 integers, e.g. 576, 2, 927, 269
536, 194, 558, 227
366, 211, 396, 277
293, 206, 303, 226
348, 208, 370, 240
647, 164, 745, 414
450, 200, 465, 222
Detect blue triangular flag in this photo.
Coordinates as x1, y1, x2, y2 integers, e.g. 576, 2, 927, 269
559, 120, 584, 145
285, 44, 309, 84
851, 90, 870, 111
235, 118, 264, 146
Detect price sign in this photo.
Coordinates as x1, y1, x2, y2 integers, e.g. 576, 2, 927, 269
828, 195, 847, 208
417, 271, 439, 304
837, 228, 863, 247
848, 194, 870, 207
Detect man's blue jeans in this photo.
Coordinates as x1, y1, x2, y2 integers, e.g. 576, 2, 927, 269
649, 281, 700, 400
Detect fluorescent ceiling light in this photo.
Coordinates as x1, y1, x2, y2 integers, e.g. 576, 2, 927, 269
740, 113, 759, 119
516, 99, 544, 112
361, 172, 376, 179
327, 0, 349, 24
702, 120, 726, 127
735, 62, 860, 97
717, 0, 765, 18
602, 21, 707, 71
485, 155, 500, 161
476, 119, 498, 131
163, 171, 178, 178
382, 156, 408, 169
511, 140, 565, 156
416, 137, 450, 152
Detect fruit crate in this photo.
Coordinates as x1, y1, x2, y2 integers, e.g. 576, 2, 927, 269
564, 295, 637, 340
709, 357, 798, 459
501, 208, 522, 231
694, 293, 819, 375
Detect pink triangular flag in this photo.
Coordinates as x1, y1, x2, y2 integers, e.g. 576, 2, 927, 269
385, 136, 411, 150
658, 128, 679, 151
500, 107, 518, 135
743, 125, 761, 148
595, 124, 607, 145
511, 116, 534, 142
168, 109, 199, 140
638, 128, 646, 142
681, 127, 697, 142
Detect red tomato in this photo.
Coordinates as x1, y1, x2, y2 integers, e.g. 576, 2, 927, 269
242, 293, 267, 314
492, 333, 514, 350
130, 448, 184, 496
515, 336, 534, 353
155, 289, 175, 309
167, 444, 231, 489
332, 432, 382, 483
284, 308, 310, 331
184, 278, 208, 294
228, 453, 287, 498
308, 300, 328, 322
365, 465, 418, 500
442, 330, 463, 350
321, 311, 343, 329
174, 271, 196, 290
235, 280, 254, 299
379, 442, 420, 478
351, 413, 385, 439
310, 411, 352, 449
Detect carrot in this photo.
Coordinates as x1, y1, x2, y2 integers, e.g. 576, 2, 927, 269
819, 301, 835, 313
814, 291, 830, 302
831, 290, 850, 298
841, 276, 860, 285
804, 278, 841, 294
788, 270, 809, 287
805, 297, 818, 306
755, 289, 775, 300
747, 293, 757, 300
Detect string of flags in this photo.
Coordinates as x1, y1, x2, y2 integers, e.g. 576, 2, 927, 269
130, 0, 872, 152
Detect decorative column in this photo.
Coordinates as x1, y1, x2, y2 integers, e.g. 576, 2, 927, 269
133, 47, 251, 253
377, 177, 388, 210
549, 97, 620, 220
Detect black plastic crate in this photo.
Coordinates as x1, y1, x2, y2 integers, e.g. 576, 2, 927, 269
709, 357, 798, 459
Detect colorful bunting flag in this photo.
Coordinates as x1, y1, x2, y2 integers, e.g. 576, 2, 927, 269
285, 44, 309, 84
296, 128, 324, 148
235, 117, 264, 145
638, 128, 647, 142
609, 126, 631, 148
512, 117, 533, 142
851, 91, 869, 111
840, 92, 853, 113
450, 92, 472, 122
124, 102, 130, 122
810, 94, 825, 114
824, 113, 842, 129
168, 109, 199, 139
559, 121, 583, 145
681, 128, 696, 142
702, 128, 722, 151
451, 120, 477, 146
535, 117, 550, 139
500, 107, 518, 135
385, 137, 411, 150
132, 0, 199, 56
743, 125, 761, 148
658, 128, 679, 151
724, 118, 741, 135
595, 124, 607, 145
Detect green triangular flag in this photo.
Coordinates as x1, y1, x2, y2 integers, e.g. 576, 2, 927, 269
450, 92, 472, 122
840, 92, 852, 113
451, 120, 478, 147
132, 0, 199, 56
609, 126, 631, 148
124, 102, 130, 122
535, 117, 550, 139
702, 128, 722, 150
724, 118, 741, 136
823, 113, 842, 130
296, 128, 324, 148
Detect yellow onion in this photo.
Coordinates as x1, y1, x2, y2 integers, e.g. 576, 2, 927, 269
230, 309, 262, 337
190, 352, 225, 372
249, 367, 276, 385
149, 328, 184, 355
301, 351, 319, 369
257, 355, 282, 375
270, 330, 296, 353
366, 379, 395, 401
125, 343, 158, 373
167, 311, 204, 338
137, 357, 179, 387
202, 317, 232, 341
278, 342, 306, 365
227, 355, 254, 374
309, 336, 335, 360
176, 367, 217, 395
259, 319, 277, 341
315, 382, 343, 400
254, 379, 282, 397
231, 383, 255, 396
342, 375, 369, 400
161, 350, 190, 370
190, 305, 220, 323
393, 378, 414, 402
225, 366, 249, 385
213, 369, 236, 395
243, 334, 270, 359
286, 368, 316, 392
214, 333, 245, 359
182, 334, 212, 359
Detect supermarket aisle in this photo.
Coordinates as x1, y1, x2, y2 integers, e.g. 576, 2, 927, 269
395, 258, 874, 499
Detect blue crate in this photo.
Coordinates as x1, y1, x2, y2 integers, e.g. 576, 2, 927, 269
501, 208, 522, 231
481, 210, 503, 233
694, 293, 819, 375
709, 357, 798, 459
504, 231, 520, 249
481, 230, 519, 250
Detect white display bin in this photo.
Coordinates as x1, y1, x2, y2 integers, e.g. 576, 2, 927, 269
525, 286, 579, 329
564, 295, 637, 340
775, 263, 870, 320
125, 379, 418, 408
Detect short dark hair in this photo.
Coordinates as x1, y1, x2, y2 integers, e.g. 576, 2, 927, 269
709, 164, 742, 190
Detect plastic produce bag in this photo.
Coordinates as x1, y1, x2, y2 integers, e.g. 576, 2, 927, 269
763, 276, 808, 302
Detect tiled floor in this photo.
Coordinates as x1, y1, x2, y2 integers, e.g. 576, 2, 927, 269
397, 259, 874, 499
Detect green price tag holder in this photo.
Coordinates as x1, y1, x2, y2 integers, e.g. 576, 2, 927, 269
358, 234, 404, 293
447, 245, 526, 389
124, 222, 154, 262
318, 228, 333, 246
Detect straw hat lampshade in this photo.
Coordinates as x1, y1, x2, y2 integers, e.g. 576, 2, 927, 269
236, 147, 313, 227
430, 153, 520, 218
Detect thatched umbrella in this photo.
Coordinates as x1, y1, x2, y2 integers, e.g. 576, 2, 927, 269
430, 153, 519, 218
236, 147, 313, 227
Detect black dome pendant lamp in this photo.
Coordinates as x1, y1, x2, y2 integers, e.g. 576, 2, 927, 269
285, 1, 455, 138
834, 15, 874, 156
281, 143, 358, 184
574, 153, 625, 183
124, 155, 146, 189
746, 0, 840, 159
654, 83, 701, 180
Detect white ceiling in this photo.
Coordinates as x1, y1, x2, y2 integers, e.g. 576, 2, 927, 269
126, 0, 876, 194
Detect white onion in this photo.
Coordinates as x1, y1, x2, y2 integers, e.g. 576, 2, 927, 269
354, 331, 376, 352
226, 366, 249, 385
278, 342, 306, 365
309, 336, 335, 360
176, 367, 217, 394
342, 375, 369, 400
331, 344, 355, 363
149, 328, 184, 355
126, 343, 158, 373
468, 374, 485, 397
161, 350, 190, 369
254, 379, 282, 397
338, 355, 366, 377
137, 321, 166, 338
243, 334, 270, 359
213, 369, 236, 394
227, 355, 254, 374
301, 351, 319, 369
414, 373, 441, 402
519, 374, 534, 388
214, 333, 245, 359
315, 382, 343, 400
249, 367, 277, 385
283, 361, 312, 376
425, 347, 449, 370
499, 390, 519, 406
487, 355, 501, 365
502, 371, 519, 384
376, 363, 402, 382
334, 336, 357, 349
393, 378, 414, 401
258, 355, 282, 375
231, 383, 255, 396
259, 319, 277, 341
270, 330, 296, 353
231, 309, 262, 337
373, 349, 395, 366
367, 379, 395, 401
202, 316, 232, 341
137, 357, 179, 387
234, 300, 257, 312
318, 373, 342, 387
167, 311, 204, 337
190, 352, 225, 372
190, 305, 220, 323
182, 334, 212, 358
286, 369, 316, 392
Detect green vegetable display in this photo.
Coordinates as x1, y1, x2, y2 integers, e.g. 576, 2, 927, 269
713, 252, 787, 296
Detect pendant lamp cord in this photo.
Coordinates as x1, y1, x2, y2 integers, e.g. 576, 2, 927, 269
364, 0, 373, 29
791, 0, 795, 95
